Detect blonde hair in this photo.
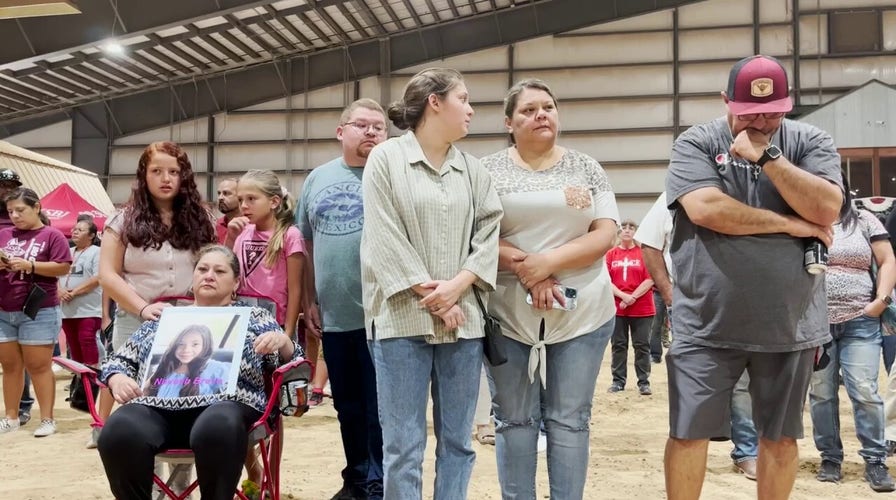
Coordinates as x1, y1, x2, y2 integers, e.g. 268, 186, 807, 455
340, 98, 386, 125
238, 170, 295, 268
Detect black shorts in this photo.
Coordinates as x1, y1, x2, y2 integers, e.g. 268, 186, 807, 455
666, 339, 816, 441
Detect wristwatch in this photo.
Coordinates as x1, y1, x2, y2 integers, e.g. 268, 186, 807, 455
879, 295, 893, 305
756, 144, 782, 167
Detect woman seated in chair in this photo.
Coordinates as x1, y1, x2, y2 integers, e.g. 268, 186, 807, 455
97, 244, 303, 500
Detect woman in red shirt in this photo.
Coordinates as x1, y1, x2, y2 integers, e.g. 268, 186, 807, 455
606, 220, 656, 395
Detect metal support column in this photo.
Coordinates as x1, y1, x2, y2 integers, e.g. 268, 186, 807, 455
207, 114, 215, 201
672, 9, 680, 138
71, 102, 111, 182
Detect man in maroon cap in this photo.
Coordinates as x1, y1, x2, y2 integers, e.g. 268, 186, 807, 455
662, 55, 844, 499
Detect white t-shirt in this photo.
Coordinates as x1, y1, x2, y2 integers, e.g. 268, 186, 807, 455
481, 148, 619, 385
634, 192, 674, 281
61, 244, 103, 318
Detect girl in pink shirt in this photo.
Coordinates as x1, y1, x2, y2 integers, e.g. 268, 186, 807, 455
226, 170, 304, 339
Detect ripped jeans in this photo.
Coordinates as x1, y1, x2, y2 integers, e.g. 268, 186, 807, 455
486, 318, 614, 500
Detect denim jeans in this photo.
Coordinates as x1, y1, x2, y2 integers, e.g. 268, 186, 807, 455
322, 330, 383, 496
370, 336, 482, 500
611, 316, 652, 387
648, 290, 666, 360
730, 371, 758, 463
809, 314, 887, 464
486, 319, 614, 500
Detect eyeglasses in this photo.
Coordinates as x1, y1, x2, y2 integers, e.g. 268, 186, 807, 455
343, 121, 387, 134
736, 112, 785, 121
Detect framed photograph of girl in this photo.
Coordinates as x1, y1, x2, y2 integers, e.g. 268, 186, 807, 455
139, 307, 252, 398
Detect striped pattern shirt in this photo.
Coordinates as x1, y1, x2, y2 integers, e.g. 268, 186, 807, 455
360, 131, 503, 344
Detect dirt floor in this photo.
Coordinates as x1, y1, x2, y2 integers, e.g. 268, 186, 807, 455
0, 354, 886, 499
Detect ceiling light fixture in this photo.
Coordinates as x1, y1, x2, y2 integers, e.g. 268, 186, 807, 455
0, 0, 81, 19
101, 41, 124, 55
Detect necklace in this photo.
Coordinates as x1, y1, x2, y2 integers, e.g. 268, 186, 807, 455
64, 246, 88, 289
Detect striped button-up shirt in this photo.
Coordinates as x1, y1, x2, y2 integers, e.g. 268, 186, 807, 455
360, 131, 503, 343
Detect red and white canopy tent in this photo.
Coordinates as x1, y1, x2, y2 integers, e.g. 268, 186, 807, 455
40, 183, 108, 237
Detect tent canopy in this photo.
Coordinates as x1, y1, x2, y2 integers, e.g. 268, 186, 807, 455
40, 183, 108, 238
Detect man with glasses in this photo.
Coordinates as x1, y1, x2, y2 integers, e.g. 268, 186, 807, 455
296, 98, 386, 500
0, 168, 36, 427
663, 55, 843, 499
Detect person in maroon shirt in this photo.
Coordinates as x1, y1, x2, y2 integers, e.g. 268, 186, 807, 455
606, 220, 656, 395
0, 187, 72, 436
0, 168, 38, 427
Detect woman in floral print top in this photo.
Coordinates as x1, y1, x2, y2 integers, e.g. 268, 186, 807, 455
97, 245, 302, 500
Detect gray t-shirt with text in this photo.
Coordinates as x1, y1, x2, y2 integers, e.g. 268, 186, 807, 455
665, 117, 841, 352
296, 157, 365, 332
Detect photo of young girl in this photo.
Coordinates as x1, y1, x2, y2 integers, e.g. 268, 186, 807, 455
143, 324, 231, 398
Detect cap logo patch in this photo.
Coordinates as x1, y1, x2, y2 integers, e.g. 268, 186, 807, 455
750, 78, 773, 97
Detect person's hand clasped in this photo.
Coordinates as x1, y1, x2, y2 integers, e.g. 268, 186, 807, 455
253, 332, 289, 355
140, 302, 170, 321
729, 129, 772, 164
513, 253, 555, 288
435, 304, 466, 330
418, 279, 465, 315
783, 216, 833, 247
58, 289, 74, 303
108, 373, 143, 404
6, 257, 32, 274
528, 279, 564, 310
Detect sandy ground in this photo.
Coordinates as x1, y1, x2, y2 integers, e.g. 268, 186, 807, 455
0, 354, 887, 500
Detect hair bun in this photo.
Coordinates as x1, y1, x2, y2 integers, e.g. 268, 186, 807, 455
387, 102, 410, 130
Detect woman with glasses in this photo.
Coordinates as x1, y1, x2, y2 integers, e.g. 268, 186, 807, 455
480, 78, 618, 500
60, 220, 103, 369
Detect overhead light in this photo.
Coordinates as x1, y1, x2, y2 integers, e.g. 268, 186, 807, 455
0, 0, 81, 19
102, 41, 124, 55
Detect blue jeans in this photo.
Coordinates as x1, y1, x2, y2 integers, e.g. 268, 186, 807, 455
486, 319, 613, 500
370, 336, 482, 500
649, 290, 666, 360
730, 371, 758, 463
322, 330, 383, 496
809, 315, 887, 464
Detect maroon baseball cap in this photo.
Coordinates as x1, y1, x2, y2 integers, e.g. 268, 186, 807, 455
725, 55, 793, 115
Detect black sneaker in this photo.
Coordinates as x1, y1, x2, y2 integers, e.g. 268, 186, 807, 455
329, 484, 360, 500
816, 460, 841, 483
865, 462, 896, 492
651, 356, 662, 364
607, 383, 624, 393
638, 384, 652, 396
18, 407, 31, 426
365, 480, 384, 500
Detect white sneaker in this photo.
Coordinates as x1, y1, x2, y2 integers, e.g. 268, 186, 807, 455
33, 418, 56, 437
86, 427, 100, 449
0, 418, 20, 434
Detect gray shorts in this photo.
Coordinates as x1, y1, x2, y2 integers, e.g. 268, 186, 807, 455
666, 339, 816, 441
111, 308, 144, 351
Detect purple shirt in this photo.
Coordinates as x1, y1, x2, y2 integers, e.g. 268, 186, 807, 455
0, 225, 72, 311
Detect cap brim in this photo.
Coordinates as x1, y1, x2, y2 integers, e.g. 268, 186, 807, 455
727, 95, 793, 115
